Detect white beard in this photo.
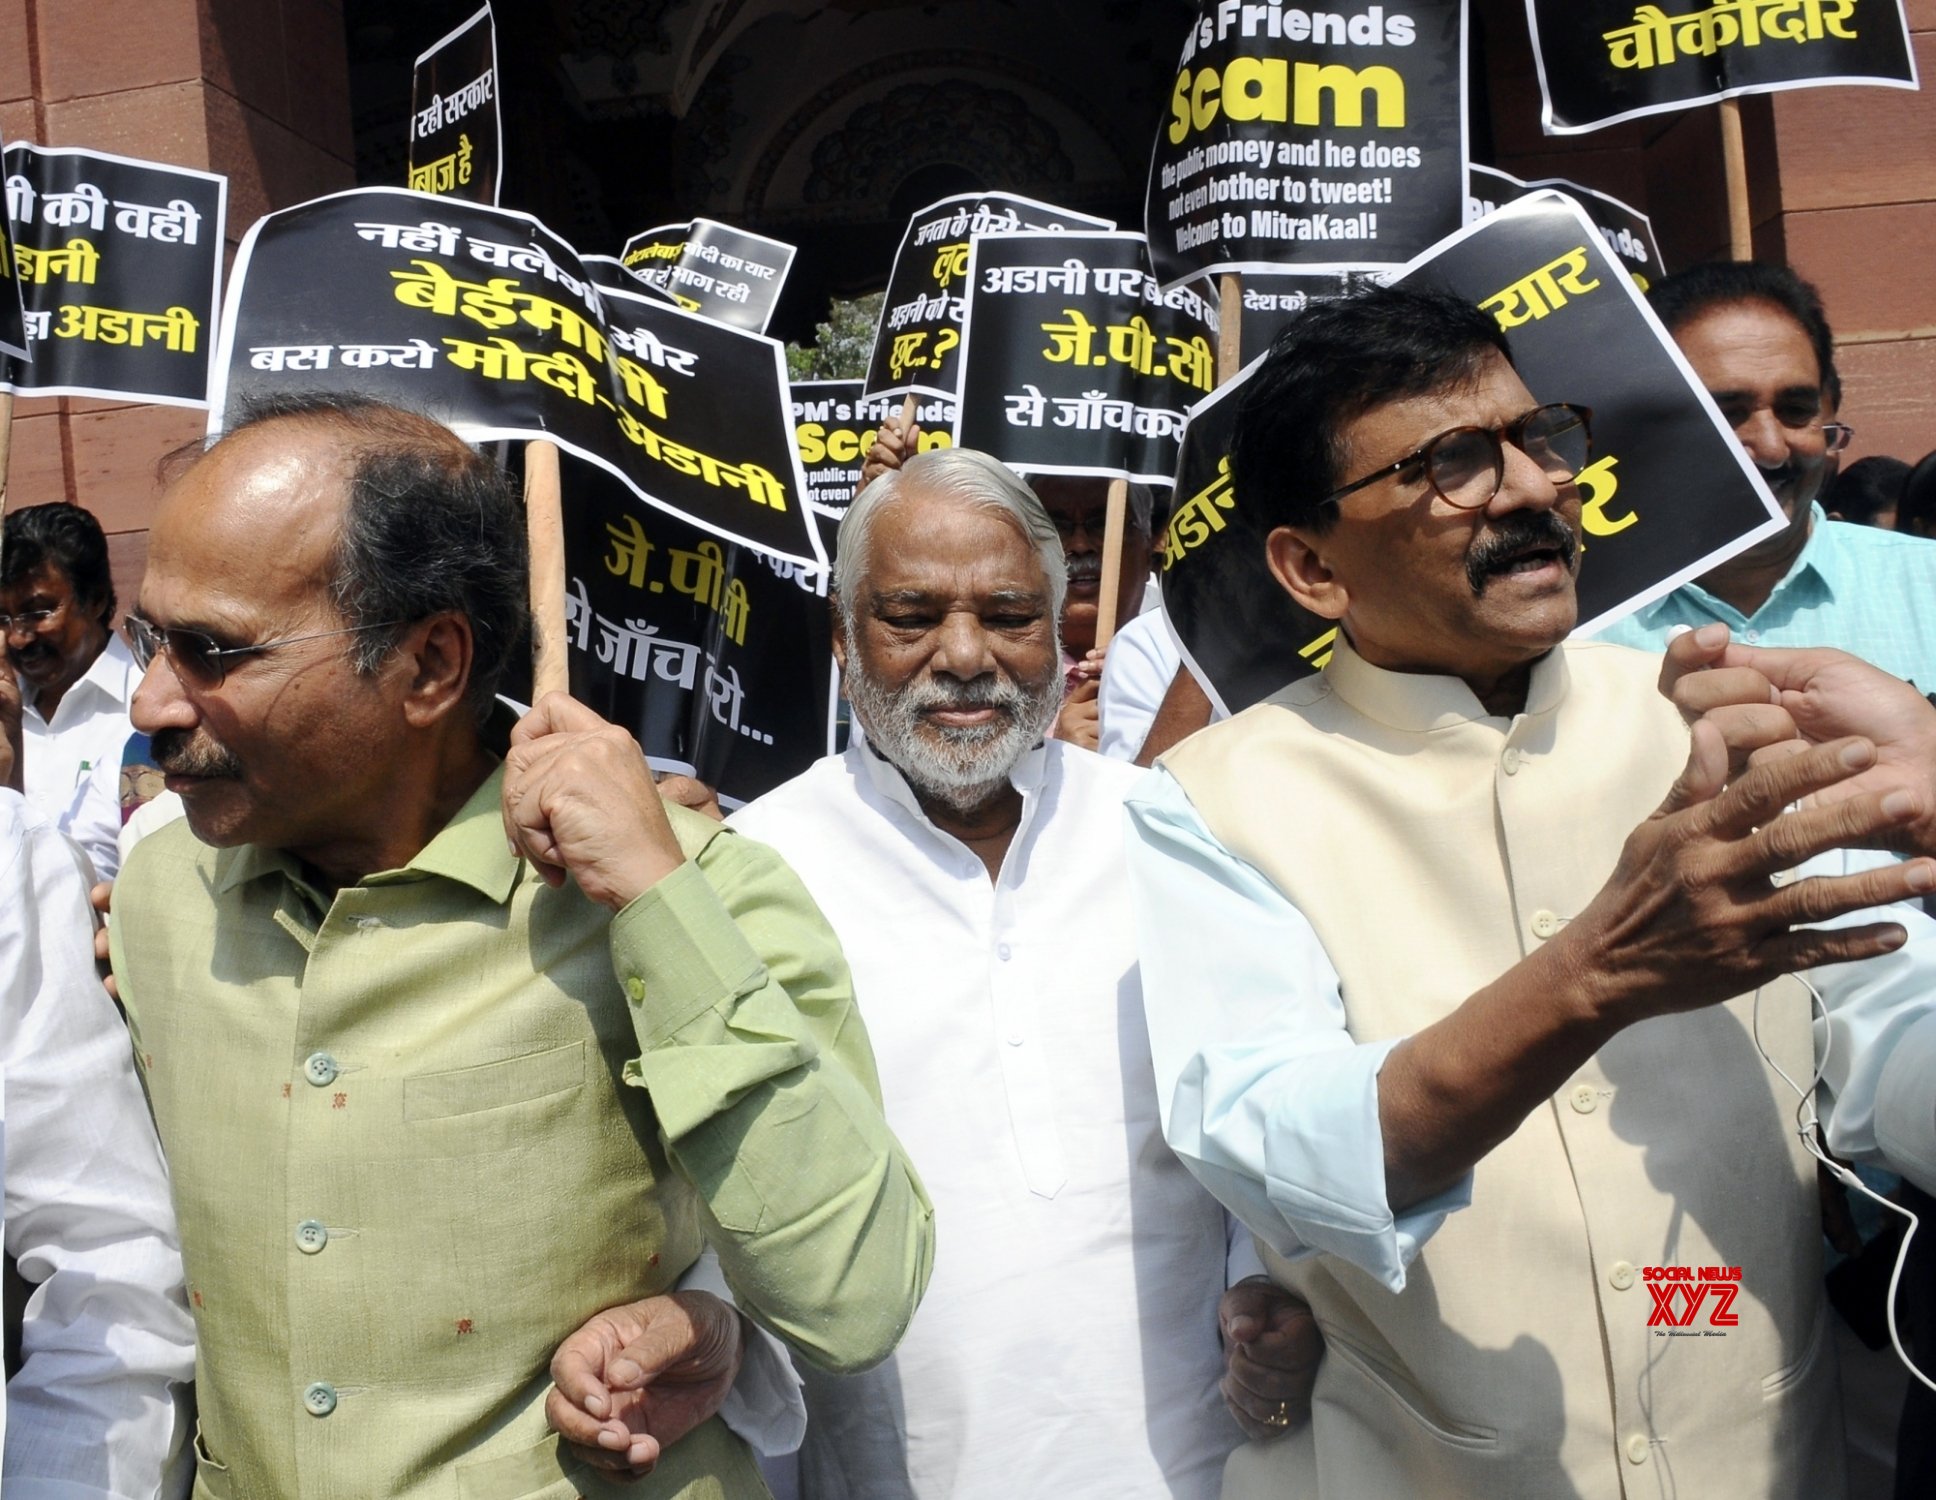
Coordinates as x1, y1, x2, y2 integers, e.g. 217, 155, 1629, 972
843, 629, 1063, 815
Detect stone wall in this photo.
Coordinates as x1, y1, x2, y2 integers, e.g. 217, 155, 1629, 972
0, 0, 353, 611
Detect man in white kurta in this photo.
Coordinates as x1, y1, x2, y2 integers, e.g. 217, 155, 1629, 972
1, 787, 195, 1497
733, 448, 1311, 1499
1128, 286, 1936, 1499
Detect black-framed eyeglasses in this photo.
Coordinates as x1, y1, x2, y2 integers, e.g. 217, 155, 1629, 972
1321, 403, 1595, 512
124, 614, 407, 688
1816, 422, 1854, 454
1, 605, 61, 634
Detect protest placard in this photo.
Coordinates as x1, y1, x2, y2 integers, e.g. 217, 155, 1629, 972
558, 452, 834, 807
0, 144, 225, 407
1146, 0, 1468, 288
620, 219, 796, 335
0, 133, 26, 366
212, 187, 822, 570
862, 191, 1113, 406
409, 3, 501, 205
790, 380, 957, 515
954, 231, 1217, 485
1162, 193, 1785, 714
1468, 165, 1663, 288
1526, 0, 1917, 134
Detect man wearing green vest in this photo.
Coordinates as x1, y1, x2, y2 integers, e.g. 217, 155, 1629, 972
109, 393, 934, 1499
1125, 286, 1936, 1498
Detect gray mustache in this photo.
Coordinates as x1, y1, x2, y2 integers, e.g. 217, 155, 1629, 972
151, 728, 243, 779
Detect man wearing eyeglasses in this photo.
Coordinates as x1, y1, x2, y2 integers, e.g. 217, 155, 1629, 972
1, 501, 139, 876
105, 392, 934, 1498
1124, 285, 1936, 1498
1592, 262, 1936, 693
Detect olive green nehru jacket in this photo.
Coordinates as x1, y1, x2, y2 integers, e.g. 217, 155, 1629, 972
111, 766, 934, 1500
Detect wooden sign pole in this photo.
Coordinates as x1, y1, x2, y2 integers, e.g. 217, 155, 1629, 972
1218, 272, 1244, 387
1719, 99, 1754, 259
1095, 477, 1129, 650
0, 391, 14, 527
523, 439, 569, 700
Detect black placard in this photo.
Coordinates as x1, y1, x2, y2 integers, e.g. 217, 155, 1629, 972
1163, 193, 1784, 714
409, 4, 501, 205
620, 219, 796, 336
212, 187, 822, 569
1526, 0, 1917, 134
1468, 165, 1664, 289
0, 132, 27, 364
1145, 1, 1468, 288
862, 192, 1113, 406
954, 232, 1218, 486
0, 144, 226, 406
560, 453, 834, 809
789, 381, 958, 515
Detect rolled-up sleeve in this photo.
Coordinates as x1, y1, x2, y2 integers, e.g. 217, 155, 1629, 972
612, 825, 934, 1374
1126, 769, 1469, 1292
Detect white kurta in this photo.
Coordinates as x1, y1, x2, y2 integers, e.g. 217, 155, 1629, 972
17, 632, 139, 879
0, 788, 194, 1498
730, 739, 1239, 1499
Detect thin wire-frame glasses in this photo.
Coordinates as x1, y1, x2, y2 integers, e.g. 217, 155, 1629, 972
123, 614, 405, 688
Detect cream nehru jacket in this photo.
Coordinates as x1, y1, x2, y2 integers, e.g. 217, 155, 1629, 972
1164, 637, 1842, 1500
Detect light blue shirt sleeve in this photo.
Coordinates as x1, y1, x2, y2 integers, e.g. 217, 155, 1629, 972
1125, 767, 1470, 1293
1806, 848, 1936, 1194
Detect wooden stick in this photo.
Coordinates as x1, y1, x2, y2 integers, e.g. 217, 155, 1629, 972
1095, 477, 1129, 651
899, 392, 916, 433
0, 391, 14, 526
1217, 273, 1244, 387
1719, 99, 1753, 260
523, 439, 569, 700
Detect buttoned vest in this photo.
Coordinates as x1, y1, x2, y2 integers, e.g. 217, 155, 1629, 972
116, 808, 765, 1500
1165, 639, 1843, 1500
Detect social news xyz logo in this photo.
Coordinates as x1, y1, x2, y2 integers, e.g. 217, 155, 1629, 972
1643, 1265, 1740, 1336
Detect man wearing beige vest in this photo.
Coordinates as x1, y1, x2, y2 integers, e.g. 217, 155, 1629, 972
1124, 287, 1936, 1499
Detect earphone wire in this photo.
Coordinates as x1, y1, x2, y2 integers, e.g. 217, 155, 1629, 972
1755, 973, 1936, 1395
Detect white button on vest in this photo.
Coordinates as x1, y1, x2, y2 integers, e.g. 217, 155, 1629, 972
1626, 1433, 1650, 1464
1569, 1084, 1597, 1114
303, 1052, 339, 1087
1531, 910, 1562, 940
1608, 1260, 1636, 1291
997, 943, 1012, 961
1501, 748, 1522, 775
303, 1382, 338, 1417
295, 1220, 329, 1254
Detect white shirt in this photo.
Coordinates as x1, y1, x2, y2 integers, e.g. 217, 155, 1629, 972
1125, 767, 1936, 1287
18, 634, 139, 876
1097, 609, 1180, 761
1098, 607, 1228, 762
730, 740, 1242, 1499
0, 789, 194, 1499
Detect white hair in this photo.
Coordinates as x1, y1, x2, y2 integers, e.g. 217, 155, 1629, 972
833, 448, 1068, 627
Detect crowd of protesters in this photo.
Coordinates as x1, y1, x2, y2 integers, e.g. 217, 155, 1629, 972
7, 258, 1936, 1500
